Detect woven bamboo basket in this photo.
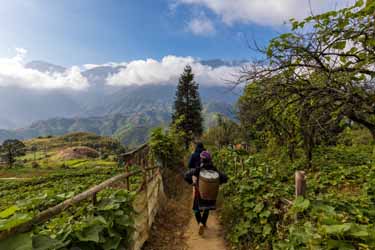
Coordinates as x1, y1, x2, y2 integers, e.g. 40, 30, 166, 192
199, 170, 220, 200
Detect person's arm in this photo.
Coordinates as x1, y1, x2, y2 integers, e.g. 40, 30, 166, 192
192, 176, 198, 186
188, 154, 195, 169
192, 168, 200, 186
184, 169, 194, 185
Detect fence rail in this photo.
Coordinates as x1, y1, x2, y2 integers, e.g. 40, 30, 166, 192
0, 143, 159, 241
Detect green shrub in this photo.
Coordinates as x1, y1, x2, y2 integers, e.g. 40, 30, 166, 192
215, 145, 375, 250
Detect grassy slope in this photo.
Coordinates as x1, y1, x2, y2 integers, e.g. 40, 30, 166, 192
0, 132, 123, 177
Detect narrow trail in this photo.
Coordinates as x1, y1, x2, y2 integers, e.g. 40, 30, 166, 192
143, 173, 227, 250
184, 212, 226, 250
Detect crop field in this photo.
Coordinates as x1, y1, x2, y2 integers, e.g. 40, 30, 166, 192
0, 133, 146, 249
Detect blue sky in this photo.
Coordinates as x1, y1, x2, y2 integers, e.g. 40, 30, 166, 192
0, 0, 352, 67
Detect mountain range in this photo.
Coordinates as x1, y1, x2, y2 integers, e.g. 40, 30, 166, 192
0, 60, 242, 145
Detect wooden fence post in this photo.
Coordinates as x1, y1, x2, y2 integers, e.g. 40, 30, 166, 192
295, 171, 306, 197
125, 164, 130, 190
143, 167, 150, 230
295, 171, 306, 221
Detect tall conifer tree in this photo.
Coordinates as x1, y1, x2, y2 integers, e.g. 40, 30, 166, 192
172, 65, 203, 148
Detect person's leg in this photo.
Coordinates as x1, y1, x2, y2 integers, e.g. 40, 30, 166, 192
195, 210, 206, 235
201, 210, 210, 226
194, 210, 202, 224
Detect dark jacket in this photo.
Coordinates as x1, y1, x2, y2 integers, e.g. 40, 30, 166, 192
188, 150, 203, 169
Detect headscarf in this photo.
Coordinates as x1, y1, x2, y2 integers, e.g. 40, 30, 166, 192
200, 151, 211, 161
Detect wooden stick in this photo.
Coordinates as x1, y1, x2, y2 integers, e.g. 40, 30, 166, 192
125, 164, 130, 190
120, 144, 148, 158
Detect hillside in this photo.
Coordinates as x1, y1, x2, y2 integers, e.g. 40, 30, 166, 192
0, 60, 242, 130
0, 68, 239, 146
0, 100, 235, 146
0, 60, 242, 145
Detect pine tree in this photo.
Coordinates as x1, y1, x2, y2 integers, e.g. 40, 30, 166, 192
172, 65, 203, 148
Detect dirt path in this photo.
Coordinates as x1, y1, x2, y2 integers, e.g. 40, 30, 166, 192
143, 178, 227, 250
184, 212, 227, 250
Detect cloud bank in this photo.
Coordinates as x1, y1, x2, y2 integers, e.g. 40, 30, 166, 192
107, 55, 241, 86
0, 48, 88, 90
0, 49, 242, 89
176, 0, 355, 26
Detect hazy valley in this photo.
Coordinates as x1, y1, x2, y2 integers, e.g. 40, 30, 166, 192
0, 60, 241, 145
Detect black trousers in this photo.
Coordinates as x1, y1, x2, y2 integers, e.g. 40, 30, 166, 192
194, 210, 209, 225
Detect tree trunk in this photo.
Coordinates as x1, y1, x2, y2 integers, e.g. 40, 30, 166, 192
288, 142, 296, 163
302, 132, 313, 169
347, 113, 375, 142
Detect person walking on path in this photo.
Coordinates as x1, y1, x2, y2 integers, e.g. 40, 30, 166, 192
184, 151, 228, 236
188, 142, 205, 169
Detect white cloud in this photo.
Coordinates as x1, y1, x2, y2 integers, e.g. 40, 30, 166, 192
107, 55, 241, 86
175, 0, 355, 26
0, 49, 242, 89
187, 15, 215, 35
0, 48, 89, 90
82, 62, 127, 70
82, 64, 101, 70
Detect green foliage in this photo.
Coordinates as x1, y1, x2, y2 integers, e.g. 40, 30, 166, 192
238, 0, 375, 167
171, 65, 203, 147
0, 168, 127, 211
0, 190, 135, 250
215, 144, 375, 250
0, 164, 143, 250
149, 126, 184, 169
0, 139, 26, 167
337, 127, 373, 146
202, 114, 242, 148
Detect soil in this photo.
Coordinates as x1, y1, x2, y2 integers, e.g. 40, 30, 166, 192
184, 212, 226, 250
56, 146, 99, 160
143, 180, 227, 250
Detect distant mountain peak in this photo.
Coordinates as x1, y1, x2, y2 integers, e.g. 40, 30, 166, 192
26, 60, 66, 73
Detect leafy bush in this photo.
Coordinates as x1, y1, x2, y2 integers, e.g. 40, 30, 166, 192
31, 162, 40, 168
149, 127, 185, 169
215, 145, 375, 249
